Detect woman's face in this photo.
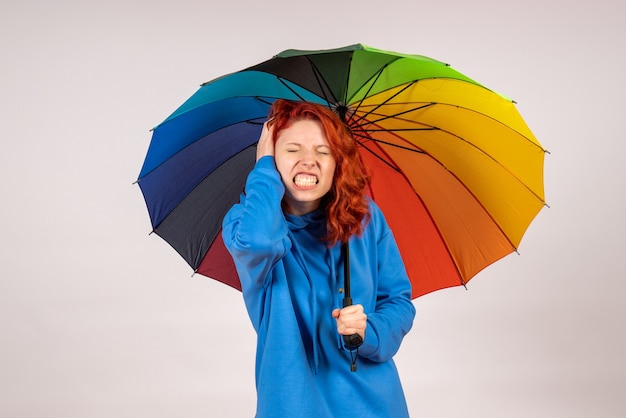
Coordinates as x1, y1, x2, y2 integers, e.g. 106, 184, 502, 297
274, 119, 336, 215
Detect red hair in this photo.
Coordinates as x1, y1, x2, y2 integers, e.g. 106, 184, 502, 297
268, 99, 370, 245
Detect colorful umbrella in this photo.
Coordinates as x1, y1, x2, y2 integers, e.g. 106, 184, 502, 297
137, 43, 547, 299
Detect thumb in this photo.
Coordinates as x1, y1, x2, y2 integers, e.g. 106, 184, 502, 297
331, 308, 340, 319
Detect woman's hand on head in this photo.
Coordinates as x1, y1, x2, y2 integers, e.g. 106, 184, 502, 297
256, 119, 275, 161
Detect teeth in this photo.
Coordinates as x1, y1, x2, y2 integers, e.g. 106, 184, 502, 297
294, 174, 318, 187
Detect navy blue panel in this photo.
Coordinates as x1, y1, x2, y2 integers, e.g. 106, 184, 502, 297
139, 97, 269, 178
139, 120, 263, 228
154, 146, 256, 269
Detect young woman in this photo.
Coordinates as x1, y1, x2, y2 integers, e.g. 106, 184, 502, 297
222, 99, 415, 417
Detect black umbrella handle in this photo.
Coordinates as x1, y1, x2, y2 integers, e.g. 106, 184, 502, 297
342, 243, 363, 351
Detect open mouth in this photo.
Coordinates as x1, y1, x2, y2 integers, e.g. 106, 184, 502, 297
293, 174, 318, 188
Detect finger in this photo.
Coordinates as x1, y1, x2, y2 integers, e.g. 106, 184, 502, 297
336, 312, 367, 329
338, 324, 366, 338
341, 304, 364, 316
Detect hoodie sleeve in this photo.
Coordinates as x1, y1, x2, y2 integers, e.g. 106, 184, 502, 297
357, 203, 416, 363
222, 156, 291, 297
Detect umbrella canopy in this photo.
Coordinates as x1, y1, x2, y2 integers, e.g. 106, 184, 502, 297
137, 43, 547, 299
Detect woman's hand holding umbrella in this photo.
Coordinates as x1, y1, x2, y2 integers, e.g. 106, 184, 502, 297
333, 303, 366, 371
332, 304, 367, 342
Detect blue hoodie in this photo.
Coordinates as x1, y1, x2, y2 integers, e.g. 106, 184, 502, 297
223, 156, 416, 418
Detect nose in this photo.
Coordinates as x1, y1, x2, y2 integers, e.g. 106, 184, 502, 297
300, 149, 317, 167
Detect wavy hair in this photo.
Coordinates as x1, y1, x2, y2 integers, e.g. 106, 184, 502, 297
267, 99, 370, 245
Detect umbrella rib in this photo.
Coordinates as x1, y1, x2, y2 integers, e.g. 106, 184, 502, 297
313, 66, 338, 105
348, 57, 414, 120
358, 136, 426, 153
349, 61, 389, 116
352, 132, 403, 172
304, 55, 339, 106
363, 128, 437, 132
359, 102, 436, 128
276, 77, 309, 102
342, 53, 355, 105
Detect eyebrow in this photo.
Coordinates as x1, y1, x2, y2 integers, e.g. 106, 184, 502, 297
283, 142, 331, 150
